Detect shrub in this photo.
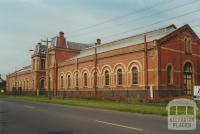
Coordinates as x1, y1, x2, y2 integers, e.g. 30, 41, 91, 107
137, 96, 174, 104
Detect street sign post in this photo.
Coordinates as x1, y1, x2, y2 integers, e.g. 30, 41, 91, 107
193, 85, 200, 100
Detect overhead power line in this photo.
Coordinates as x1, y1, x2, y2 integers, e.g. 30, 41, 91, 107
193, 23, 200, 28
68, 0, 199, 38
67, 0, 171, 35
102, 7, 200, 41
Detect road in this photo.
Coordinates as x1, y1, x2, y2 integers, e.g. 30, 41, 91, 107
0, 98, 199, 134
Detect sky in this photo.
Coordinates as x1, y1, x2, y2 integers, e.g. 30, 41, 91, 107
0, 0, 200, 79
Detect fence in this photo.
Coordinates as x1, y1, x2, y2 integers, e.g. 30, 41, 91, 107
6, 88, 186, 100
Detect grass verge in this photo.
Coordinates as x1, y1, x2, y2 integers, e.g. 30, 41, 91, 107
1, 95, 200, 119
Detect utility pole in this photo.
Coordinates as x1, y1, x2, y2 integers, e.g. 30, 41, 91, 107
94, 39, 101, 97
75, 57, 79, 90
41, 38, 52, 100
15, 67, 17, 88
144, 34, 149, 97
94, 42, 97, 96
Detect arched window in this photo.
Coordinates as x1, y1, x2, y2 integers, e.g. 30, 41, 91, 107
167, 65, 173, 85
24, 81, 26, 89
183, 62, 193, 95
76, 73, 79, 87
60, 76, 64, 89
84, 73, 87, 87
184, 38, 187, 51
33, 80, 34, 90
67, 75, 71, 88
132, 67, 138, 84
40, 79, 45, 89
27, 80, 29, 90
117, 69, 123, 85
188, 39, 192, 53
40, 59, 45, 70
184, 62, 192, 73
105, 70, 110, 86
20, 81, 22, 88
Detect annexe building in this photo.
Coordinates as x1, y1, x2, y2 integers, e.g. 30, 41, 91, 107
6, 24, 200, 98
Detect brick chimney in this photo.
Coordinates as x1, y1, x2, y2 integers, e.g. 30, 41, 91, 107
96, 38, 101, 45
56, 32, 66, 48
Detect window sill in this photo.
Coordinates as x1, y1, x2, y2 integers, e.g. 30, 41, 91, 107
104, 86, 110, 89
132, 84, 139, 86
185, 52, 192, 55
167, 84, 174, 87
116, 85, 123, 88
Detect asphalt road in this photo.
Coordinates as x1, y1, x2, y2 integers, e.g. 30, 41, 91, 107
0, 98, 199, 134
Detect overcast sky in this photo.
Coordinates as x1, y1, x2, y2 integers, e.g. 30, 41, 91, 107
0, 0, 200, 79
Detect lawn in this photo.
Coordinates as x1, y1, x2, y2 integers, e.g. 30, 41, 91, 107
1, 95, 199, 119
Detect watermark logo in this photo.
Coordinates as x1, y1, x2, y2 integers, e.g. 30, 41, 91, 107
166, 98, 198, 130
193, 85, 200, 100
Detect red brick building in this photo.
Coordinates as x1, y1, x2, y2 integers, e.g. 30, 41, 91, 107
0, 74, 6, 91
6, 24, 200, 98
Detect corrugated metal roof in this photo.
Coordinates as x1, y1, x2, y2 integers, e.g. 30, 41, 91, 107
17, 65, 32, 73
75, 24, 177, 58
67, 41, 91, 51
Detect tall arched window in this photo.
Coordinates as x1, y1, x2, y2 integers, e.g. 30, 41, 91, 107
84, 73, 87, 87
184, 38, 188, 51
76, 73, 79, 88
27, 80, 29, 90
117, 69, 123, 85
188, 39, 192, 53
105, 70, 110, 86
184, 62, 192, 95
24, 81, 26, 89
40, 59, 45, 70
33, 80, 34, 90
167, 65, 173, 85
20, 81, 22, 88
132, 67, 138, 84
40, 79, 45, 89
184, 62, 192, 73
67, 75, 71, 89
60, 76, 64, 89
